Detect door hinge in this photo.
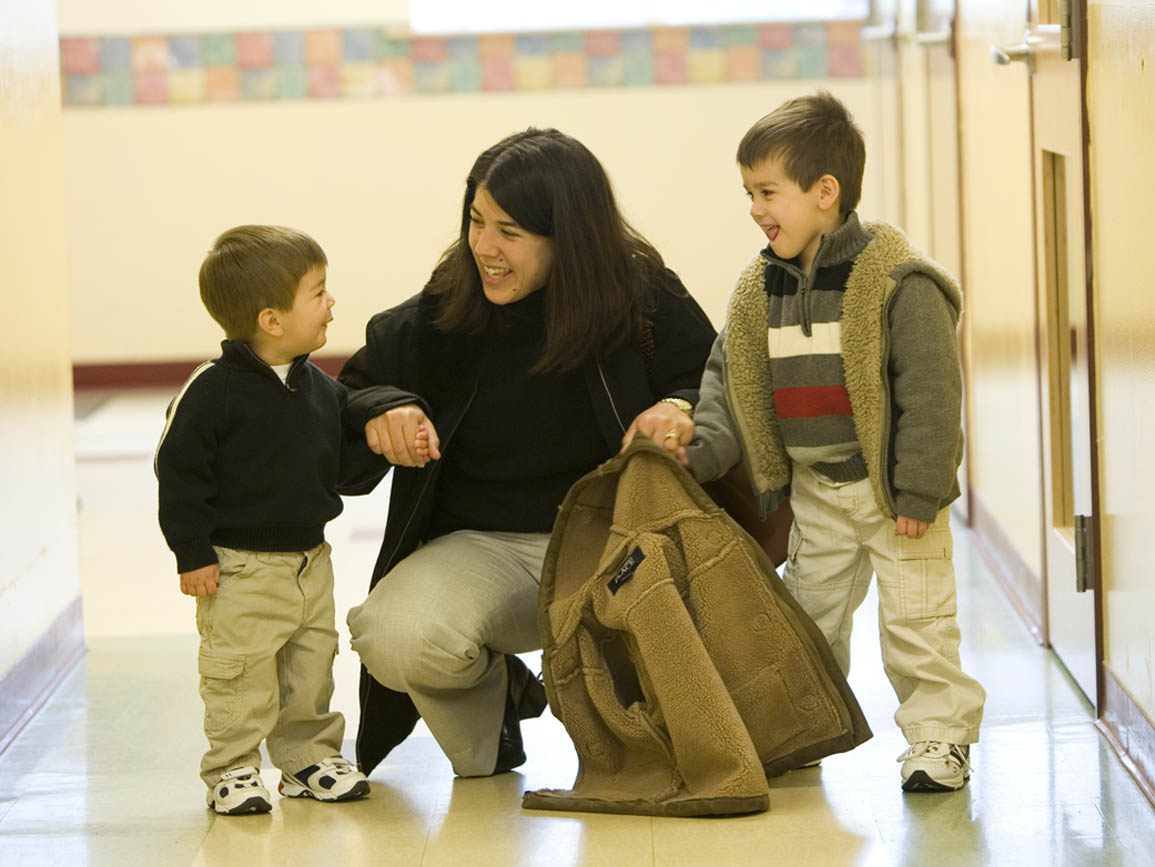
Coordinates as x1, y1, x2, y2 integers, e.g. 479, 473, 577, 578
1074, 514, 1094, 592
1059, 0, 1079, 61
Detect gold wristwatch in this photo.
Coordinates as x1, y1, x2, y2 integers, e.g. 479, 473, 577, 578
659, 397, 693, 418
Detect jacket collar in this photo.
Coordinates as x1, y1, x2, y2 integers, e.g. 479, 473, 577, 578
759, 210, 874, 273
219, 339, 309, 385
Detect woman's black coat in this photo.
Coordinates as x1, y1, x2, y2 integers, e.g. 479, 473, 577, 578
338, 283, 717, 774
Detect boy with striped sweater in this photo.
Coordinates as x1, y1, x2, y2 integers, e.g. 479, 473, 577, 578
686, 92, 985, 792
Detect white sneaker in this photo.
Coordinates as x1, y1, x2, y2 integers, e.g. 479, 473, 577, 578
279, 756, 370, 802
207, 766, 272, 815
898, 741, 970, 792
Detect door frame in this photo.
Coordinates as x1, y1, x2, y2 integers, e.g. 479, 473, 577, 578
1072, 0, 1105, 714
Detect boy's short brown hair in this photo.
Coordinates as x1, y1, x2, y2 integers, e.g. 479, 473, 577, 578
199, 225, 327, 340
737, 91, 865, 215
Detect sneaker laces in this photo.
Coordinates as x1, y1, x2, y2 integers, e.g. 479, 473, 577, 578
316, 756, 359, 776
218, 766, 263, 786
896, 741, 970, 773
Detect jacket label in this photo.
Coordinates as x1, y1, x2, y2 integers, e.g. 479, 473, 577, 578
608, 546, 645, 594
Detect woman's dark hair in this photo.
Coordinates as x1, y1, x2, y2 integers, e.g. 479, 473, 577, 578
429, 128, 676, 373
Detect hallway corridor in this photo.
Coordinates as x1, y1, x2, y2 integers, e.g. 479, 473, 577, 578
0, 388, 1152, 865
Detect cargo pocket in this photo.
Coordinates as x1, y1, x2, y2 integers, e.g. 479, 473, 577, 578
213, 548, 252, 585
895, 525, 956, 620
786, 521, 804, 567
198, 650, 246, 736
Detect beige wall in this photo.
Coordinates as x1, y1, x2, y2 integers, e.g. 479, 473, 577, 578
955, 0, 1045, 587
62, 80, 885, 362
1086, 0, 1155, 719
0, 1, 81, 675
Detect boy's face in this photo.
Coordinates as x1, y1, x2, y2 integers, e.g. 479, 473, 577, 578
741, 154, 838, 274
276, 266, 334, 357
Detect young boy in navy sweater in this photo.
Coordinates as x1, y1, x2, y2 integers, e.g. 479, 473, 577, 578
156, 225, 385, 814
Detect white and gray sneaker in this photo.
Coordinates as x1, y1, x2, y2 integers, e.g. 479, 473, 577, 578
279, 756, 370, 802
898, 741, 971, 792
207, 766, 272, 815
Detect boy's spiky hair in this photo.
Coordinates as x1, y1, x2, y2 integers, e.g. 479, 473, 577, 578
737, 91, 865, 214
199, 225, 326, 340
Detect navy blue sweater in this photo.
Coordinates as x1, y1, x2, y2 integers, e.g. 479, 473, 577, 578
155, 340, 386, 573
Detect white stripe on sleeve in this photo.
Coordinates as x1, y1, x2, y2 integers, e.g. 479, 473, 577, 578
153, 361, 216, 475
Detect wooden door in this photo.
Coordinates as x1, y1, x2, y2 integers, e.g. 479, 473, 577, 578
997, 0, 1099, 703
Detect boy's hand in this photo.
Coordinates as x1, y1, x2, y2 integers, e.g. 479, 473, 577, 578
180, 563, 220, 597
620, 401, 694, 467
895, 516, 929, 539
365, 404, 441, 467
415, 425, 431, 461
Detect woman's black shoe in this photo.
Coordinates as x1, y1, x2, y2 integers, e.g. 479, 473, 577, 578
493, 655, 548, 774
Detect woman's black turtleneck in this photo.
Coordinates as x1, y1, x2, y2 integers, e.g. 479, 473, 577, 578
428, 289, 610, 537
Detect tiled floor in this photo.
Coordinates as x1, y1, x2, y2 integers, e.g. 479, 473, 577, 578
0, 388, 1152, 865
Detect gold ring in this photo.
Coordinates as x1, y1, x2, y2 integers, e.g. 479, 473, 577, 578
664, 430, 679, 441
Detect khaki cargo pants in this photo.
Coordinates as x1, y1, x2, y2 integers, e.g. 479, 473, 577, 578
196, 542, 345, 788
783, 463, 986, 745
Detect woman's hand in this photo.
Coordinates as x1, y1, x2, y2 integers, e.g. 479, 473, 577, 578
365, 404, 442, 467
620, 400, 694, 466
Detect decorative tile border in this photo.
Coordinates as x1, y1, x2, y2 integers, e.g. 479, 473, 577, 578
60, 21, 863, 107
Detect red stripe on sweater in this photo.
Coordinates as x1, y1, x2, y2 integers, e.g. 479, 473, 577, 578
774, 385, 853, 419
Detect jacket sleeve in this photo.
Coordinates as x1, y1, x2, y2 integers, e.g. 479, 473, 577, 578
647, 274, 718, 406
338, 301, 432, 438
154, 372, 222, 573
887, 273, 964, 522
328, 377, 392, 495
684, 328, 743, 482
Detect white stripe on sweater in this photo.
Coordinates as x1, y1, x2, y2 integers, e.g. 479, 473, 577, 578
153, 360, 216, 475
766, 321, 842, 359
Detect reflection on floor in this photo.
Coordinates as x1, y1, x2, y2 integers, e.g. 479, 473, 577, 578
0, 389, 1152, 865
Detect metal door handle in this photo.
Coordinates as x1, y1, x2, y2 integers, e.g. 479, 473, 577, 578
991, 26, 1063, 73
861, 22, 896, 42
916, 29, 952, 46
991, 32, 1035, 73
990, 41, 1031, 65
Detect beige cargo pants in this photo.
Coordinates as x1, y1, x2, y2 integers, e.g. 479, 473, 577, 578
782, 463, 985, 745
195, 542, 345, 788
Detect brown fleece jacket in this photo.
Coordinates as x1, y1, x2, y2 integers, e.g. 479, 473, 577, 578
522, 437, 871, 817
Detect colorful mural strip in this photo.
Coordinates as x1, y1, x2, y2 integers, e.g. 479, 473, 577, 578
60, 21, 863, 107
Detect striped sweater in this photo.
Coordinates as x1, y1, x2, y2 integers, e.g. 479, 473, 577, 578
764, 237, 865, 482
687, 213, 964, 523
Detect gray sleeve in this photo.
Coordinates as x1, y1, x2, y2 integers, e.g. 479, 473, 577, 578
685, 328, 743, 483
887, 274, 963, 522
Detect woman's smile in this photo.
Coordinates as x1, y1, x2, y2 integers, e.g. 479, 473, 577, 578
468, 186, 554, 305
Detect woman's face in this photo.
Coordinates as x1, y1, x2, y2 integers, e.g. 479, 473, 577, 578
468, 185, 554, 305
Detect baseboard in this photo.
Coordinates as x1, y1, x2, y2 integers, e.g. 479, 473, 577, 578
0, 597, 86, 754
73, 355, 350, 390
1099, 665, 1155, 807
970, 492, 1045, 645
